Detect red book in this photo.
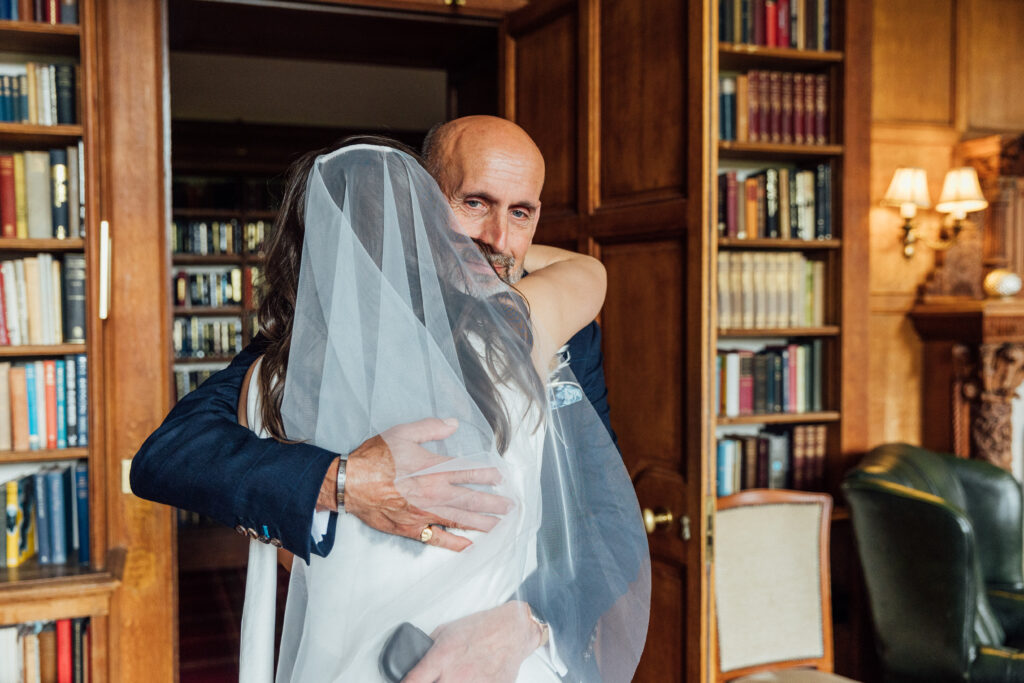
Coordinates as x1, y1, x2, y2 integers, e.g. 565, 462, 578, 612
747, 71, 761, 142
777, 0, 791, 46
725, 171, 739, 237
0, 270, 9, 346
791, 425, 807, 490
787, 343, 799, 412
44, 359, 57, 449
765, 0, 778, 46
753, 0, 766, 45
793, 73, 805, 144
57, 618, 73, 683
0, 155, 16, 238
781, 72, 794, 143
814, 73, 828, 144
738, 351, 755, 415
803, 73, 816, 145
768, 71, 782, 143
759, 70, 771, 143
46, 0, 59, 23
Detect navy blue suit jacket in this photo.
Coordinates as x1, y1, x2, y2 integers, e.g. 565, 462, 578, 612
130, 320, 615, 561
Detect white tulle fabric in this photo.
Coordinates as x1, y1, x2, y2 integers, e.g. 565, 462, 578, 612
239, 145, 650, 682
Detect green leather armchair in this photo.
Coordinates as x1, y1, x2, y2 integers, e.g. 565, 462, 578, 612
843, 443, 1024, 683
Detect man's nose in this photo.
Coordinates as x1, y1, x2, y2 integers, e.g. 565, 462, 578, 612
481, 213, 509, 253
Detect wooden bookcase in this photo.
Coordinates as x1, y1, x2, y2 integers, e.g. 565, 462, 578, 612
0, 4, 122, 679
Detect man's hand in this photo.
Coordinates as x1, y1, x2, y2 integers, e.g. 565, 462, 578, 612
343, 418, 512, 552
404, 601, 543, 683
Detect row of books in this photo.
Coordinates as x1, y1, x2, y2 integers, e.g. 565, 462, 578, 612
0, 357, 88, 452
717, 165, 832, 240
172, 316, 244, 361
716, 424, 827, 496
720, 71, 827, 145
0, 619, 90, 683
0, 0, 78, 23
0, 62, 77, 126
0, 254, 85, 345
718, 0, 831, 51
716, 341, 824, 417
173, 265, 262, 310
0, 146, 87, 239
173, 365, 219, 402
717, 251, 825, 329
2, 460, 89, 568
171, 218, 271, 256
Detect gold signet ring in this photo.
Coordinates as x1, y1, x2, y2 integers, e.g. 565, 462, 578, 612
419, 526, 433, 543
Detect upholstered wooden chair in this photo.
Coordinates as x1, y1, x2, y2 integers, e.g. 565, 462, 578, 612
714, 490, 858, 682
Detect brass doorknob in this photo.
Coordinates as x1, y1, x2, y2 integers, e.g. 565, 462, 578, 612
642, 507, 673, 534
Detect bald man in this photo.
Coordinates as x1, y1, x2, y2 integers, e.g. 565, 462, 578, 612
131, 117, 617, 680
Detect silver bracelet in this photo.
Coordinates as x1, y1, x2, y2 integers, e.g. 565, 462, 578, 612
335, 457, 347, 514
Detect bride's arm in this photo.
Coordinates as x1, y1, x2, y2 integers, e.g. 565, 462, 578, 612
516, 244, 607, 364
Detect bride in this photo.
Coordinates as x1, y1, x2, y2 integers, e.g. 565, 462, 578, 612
235, 139, 650, 682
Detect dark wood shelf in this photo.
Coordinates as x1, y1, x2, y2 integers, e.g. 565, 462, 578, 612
173, 208, 275, 220
719, 43, 843, 70
177, 525, 249, 572
0, 20, 80, 56
0, 237, 85, 252
174, 356, 234, 365
0, 343, 86, 357
718, 326, 839, 338
0, 447, 88, 464
173, 306, 244, 316
718, 141, 843, 159
0, 548, 123, 625
172, 253, 245, 266
718, 238, 841, 249
717, 411, 840, 426
0, 122, 83, 146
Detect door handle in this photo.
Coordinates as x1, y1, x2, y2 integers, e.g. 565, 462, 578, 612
642, 507, 673, 534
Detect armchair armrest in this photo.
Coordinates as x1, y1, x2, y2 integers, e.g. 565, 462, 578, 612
843, 478, 980, 680
950, 457, 1024, 588
988, 589, 1024, 643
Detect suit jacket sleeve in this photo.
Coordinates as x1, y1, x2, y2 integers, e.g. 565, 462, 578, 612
129, 336, 339, 562
567, 321, 618, 445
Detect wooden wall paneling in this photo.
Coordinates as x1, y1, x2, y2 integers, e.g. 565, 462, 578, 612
871, 0, 956, 125
596, 0, 686, 209
96, 0, 176, 680
962, 0, 1024, 132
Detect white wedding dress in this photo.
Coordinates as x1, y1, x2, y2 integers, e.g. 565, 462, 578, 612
239, 357, 564, 683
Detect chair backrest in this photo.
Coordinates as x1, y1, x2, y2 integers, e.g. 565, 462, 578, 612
714, 489, 834, 681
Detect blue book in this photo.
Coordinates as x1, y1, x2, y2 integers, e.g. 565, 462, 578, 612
32, 469, 51, 565
55, 360, 67, 448
46, 466, 67, 564
64, 355, 77, 447
75, 355, 87, 446
9, 75, 20, 123
63, 465, 76, 561
25, 362, 39, 450
717, 440, 736, 497
17, 75, 26, 123
719, 78, 736, 141
74, 462, 89, 565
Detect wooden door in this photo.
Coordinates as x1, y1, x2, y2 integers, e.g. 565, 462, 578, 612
503, 1, 712, 681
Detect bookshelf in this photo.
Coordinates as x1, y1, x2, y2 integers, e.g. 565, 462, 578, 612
711, 0, 868, 500
0, 3, 120, 681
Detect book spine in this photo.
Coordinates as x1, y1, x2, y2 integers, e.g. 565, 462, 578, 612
719, 77, 736, 141
803, 73, 815, 145
66, 144, 79, 238
739, 352, 754, 414
60, 0, 77, 24
49, 148, 69, 239
64, 353, 76, 446
77, 139, 84, 236
54, 64, 74, 125
47, 468, 66, 563
9, 365, 27, 450
781, 72, 793, 144
12, 153, 27, 238
34, 359, 45, 448
63, 463, 76, 559
777, 0, 790, 46
75, 462, 88, 565
735, 74, 749, 142
5, 480, 19, 566
740, 0, 752, 43
747, 71, 760, 142
44, 359, 57, 449
765, 168, 780, 238
0, 270, 9, 346
815, 163, 827, 239
753, 0, 765, 44
726, 171, 738, 237
56, 619, 71, 683
25, 360, 38, 450
56, 359, 66, 448
25, 151, 52, 238
33, 469, 50, 564
71, 618, 85, 683
765, 0, 777, 46
0, 155, 15, 238
61, 253, 85, 343
768, 71, 781, 142
75, 354, 86, 446
814, 73, 827, 144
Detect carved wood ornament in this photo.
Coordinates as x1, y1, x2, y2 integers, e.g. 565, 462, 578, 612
953, 343, 1024, 470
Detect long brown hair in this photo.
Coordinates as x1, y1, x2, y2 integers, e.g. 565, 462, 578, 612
256, 137, 543, 453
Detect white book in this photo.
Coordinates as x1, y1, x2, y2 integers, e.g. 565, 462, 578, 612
0, 625, 21, 682
796, 345, 807, 413
717, 252, 731, 329
52, 259, 63, 344
812, 261, 826, 326
37, 253, 52, 344
1, 262, 19, 345
36, 64, 50, 126
740, 252, 754, 329
14, 259, 29, 347
0, 362, 10, 451
47, 65, 57, 126
729, 252, 743, 329
725, 351, 741, 418
774, 253, 789, 328
789, 252, 803, 328
752, 252, 767, 329
24, 151, 52, 239
67, 145, 80, 238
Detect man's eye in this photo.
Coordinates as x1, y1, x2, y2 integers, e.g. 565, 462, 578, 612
465, 199, 482, 208
512, 209, 528, 219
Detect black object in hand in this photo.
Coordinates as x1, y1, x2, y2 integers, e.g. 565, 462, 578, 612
380, 622, 434, 683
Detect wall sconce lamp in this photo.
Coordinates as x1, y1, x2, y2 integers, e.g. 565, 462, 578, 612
883, 167, 931, 258
935, 166, 988, 243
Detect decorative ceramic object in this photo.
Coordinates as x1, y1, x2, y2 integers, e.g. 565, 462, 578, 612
983, 269, 1023, 298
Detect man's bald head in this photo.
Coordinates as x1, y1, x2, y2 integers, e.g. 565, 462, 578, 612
422, 116, 545, 284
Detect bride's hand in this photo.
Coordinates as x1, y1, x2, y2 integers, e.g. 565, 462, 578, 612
404, 601, 543, 683
344, 418, 513, 552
